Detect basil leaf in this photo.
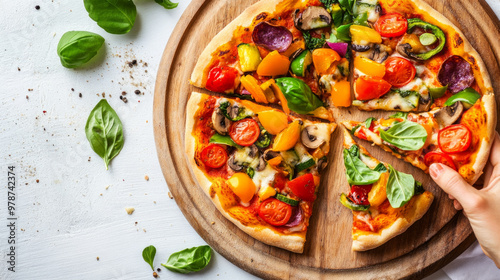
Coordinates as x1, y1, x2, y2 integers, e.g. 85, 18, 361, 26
364, 117, 376, 128
351, 124, 361, 135
388, 112, 408, 120
386, 165, 415, 208
444, 87, 481, 106
373, 163, 387, 173
84, 0, 137, 34
142, 245, 156, 271
246, 167, 255, 179
154, 0, 178, 9
218, 101, 254, 121
57, 31, 105, 68
348, 145, 359, 157
414, 181, 425, 195
379, 121, 427, 151
275, 77, 323, 114
162, 245, 212, 274
209, 134, 241, 148
85, 99, 124, 170
303, 31, 326, 50
343, 147, 381, 185
334, 24, 352, 42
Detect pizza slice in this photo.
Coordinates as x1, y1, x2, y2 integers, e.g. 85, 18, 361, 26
343, 89, 496, 183
185, 92, 336, 253
340, 128, 433, 251
190, 0, 376, 120
349, 0, 493, 113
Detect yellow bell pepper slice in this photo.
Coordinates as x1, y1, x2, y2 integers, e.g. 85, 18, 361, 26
227, 173, 257, 204
282, 39, 306, 57
368, 171, 389, 207
350, 25, 382, 45
330, 81, 351, 107
237, 44, 262, 72
257, 110, 289, 135
354, 56, 386, 77
273, 120, 300, 151
310, 106, 334, 121
312, 48, 341, 75
260, 79, 277, 103
258, 185, 277, 202
240, 75, 268, 104
257, 51, 291, 76
240, 100, 270, 113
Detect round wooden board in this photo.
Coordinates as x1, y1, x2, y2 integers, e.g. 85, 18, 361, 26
153, 0, 500, 279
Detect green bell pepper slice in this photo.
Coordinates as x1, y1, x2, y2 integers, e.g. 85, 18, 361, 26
406, 18, 446, 60
444, 87, 481, 107
429, 85, 448, 99
290, 50, 312, 77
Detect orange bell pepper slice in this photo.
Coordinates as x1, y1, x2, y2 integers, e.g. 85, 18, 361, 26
331, 81, 351, 107
354, 56, 386, 78
257, 110, 289, 135
312, 48, 341, 75
270, 82, 290, 115
282, 39, 306, 57
257, 51, 290, 77
240, 75, 268, 103
273, 120, 300, 151
267, 156, 283, 166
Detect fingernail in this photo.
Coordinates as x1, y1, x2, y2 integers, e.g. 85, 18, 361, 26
430, 163, 444, 179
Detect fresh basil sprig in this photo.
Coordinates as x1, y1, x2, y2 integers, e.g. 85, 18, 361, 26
57, 31, 104, 68
85, 99, 124, 170
364, 117, 376, 128
162, 245, 212, 274
142, 245, 156, 271
343, 146, 381, 185
386, 165, 415, 208
379, 121, 427, 151
275, 77, 323, 114
154, 0, 178, 9
209, 134, 241, 148
218, 101, 254, 121
84, 0, 137, 34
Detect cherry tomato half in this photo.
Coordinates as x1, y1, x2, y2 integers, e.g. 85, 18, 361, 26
357, 128, 368, 140
229, 118, 260, 147
206, 66, 238, 92
424, 151, 457, 171
383, 57, 416, 88
438, 124, 472, 154
258, 198, 292, 226
350, 185, 373, 206
200, 144, 228, 168
374, 13, 408, 38
355, 76, 392, 101
287, 173, 316, 202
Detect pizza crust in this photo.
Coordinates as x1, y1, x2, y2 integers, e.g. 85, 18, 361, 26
185, 92, 306, 253
352, 191, 434, 251
190, 0, 289, 87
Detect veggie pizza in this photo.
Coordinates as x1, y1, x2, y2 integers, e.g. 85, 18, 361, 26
183, 0, 496, 253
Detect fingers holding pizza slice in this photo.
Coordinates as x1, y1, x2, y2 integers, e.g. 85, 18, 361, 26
340, 128, 434, 251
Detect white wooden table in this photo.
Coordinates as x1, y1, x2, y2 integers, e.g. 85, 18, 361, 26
0, 0, 499, 279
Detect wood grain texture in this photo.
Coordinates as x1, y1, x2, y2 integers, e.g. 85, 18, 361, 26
153, 0, 500, 279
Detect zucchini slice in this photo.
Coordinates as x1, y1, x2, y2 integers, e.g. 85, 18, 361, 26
276, 194, 300, 206
340, 193, 370, 211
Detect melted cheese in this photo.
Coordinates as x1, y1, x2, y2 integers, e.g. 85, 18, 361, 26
353, 91, 419, 111
252, 164, 277, 194
356, 211, 375, 232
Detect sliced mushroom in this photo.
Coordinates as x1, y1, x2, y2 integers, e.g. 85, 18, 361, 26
294, 6, 332, 31
228, 155, 244, 172
433, 101, 464, 128
368, 44, 389, 63
263, 150, 280, 161
316, 157, 328, 172
396, 43, 413, 59
301, 125, 325, 149
352, 44, 371, 52
256, 156, 267, 171
227, 104, 240, 120
418, 95, 432, 112
248, 145, 259, 158
212, 108, 231, 135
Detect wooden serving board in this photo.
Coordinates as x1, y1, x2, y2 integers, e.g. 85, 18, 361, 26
153, 1, 500, 279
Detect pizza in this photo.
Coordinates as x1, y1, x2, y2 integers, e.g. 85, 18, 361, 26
343, 93, 496, 184
183, 0, 496, 253
185, 92, 336, 253
340, 128, 434, 251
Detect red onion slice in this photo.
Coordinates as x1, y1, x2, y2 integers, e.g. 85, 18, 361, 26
327, 42, 348, 57
284, 206, 303, 227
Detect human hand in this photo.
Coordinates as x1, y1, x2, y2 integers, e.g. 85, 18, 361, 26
430, 132, 500, 268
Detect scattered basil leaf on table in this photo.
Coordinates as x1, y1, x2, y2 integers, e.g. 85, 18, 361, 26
343, 146, 381, 185
386, 165, 415, 208
378, 121, 427, 151
83, 0, 137, 34
85, 99, 124, 170
162, 245, 212, 274
154, 0, 178, 9
142, 245, 156, 271
275, 77, 324, 114
57, 31, 104, 68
